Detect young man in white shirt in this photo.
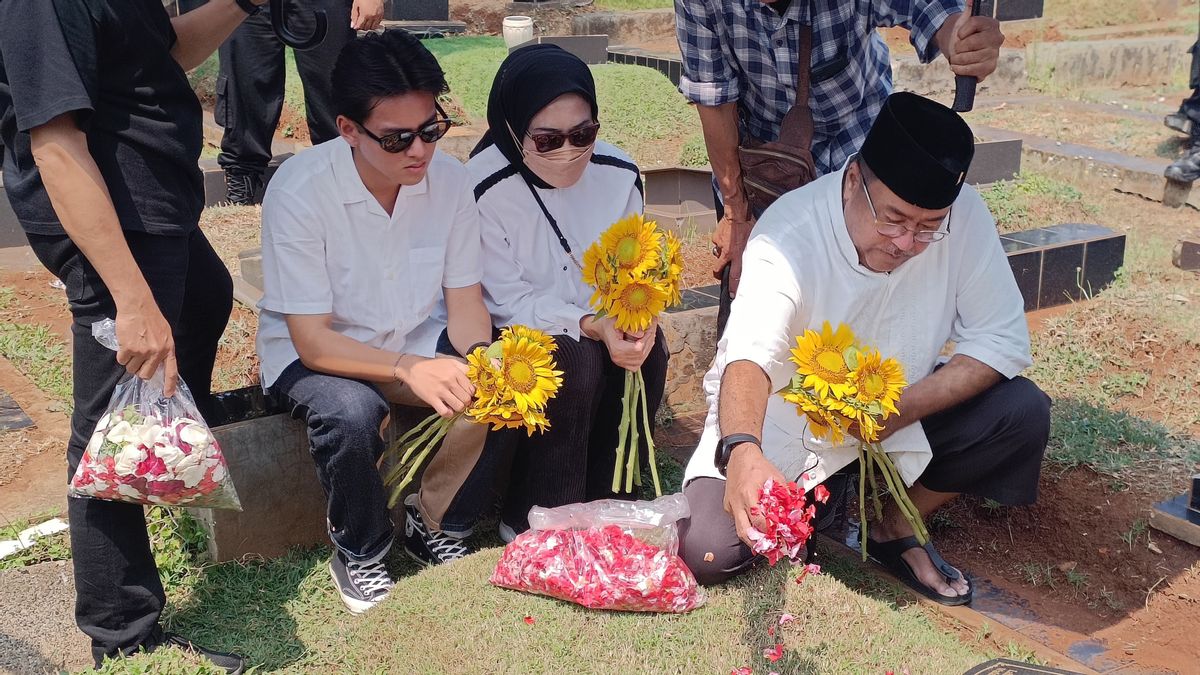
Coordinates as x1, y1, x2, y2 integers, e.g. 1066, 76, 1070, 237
678, 93, 1051, 606
256, 31, 497, 614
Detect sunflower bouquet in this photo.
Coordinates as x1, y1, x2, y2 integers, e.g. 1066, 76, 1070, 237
384, 325, 563, 506
777, 321, 929, 560
581, 213, 683, 497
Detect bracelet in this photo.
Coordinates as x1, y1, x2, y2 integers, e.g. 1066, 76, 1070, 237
466, 341, 491, 356
234, 0, 261, 16
391, 354, 406, 382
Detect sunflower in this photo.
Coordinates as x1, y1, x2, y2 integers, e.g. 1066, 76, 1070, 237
788, 321, 858, 401
597, 213, 662, 277
660, 231, 684, 307
781, 388, 851, 445
848, 350, 906, 418
501, 325, 557, 354
581, 243, 618, 309
608, 276, 669, 333
495, 336, 563, 414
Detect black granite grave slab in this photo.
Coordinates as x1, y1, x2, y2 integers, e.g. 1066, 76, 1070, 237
514, 35, 609, 64
384, 0, 448, 21
966, 139, 1022, 185
669, 288, 720, 313
1081, 235, 1126, 297
999, 236, 1038, 254
0, 388, 33, 432
1007, 249, 1042, 312
1042, 222, 1116, 243
1038, 243, 1085, 308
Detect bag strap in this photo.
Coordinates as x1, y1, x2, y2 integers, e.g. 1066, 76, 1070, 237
776, 22, 815, 152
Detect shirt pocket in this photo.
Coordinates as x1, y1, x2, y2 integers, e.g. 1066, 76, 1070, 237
407, 246, 445, 321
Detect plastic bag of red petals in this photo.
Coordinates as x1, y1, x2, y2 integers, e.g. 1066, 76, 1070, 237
489, 494, 707, 613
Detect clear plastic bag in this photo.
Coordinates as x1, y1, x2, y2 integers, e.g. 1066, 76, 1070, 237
67, 319, 242, 510
489, 493, 706, 613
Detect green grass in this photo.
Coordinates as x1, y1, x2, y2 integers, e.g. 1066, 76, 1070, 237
678, 133, 709, 167
0, 321, 73, 408
979, 172, 1096, 234
129, 542, 990, 673
593, 0, 673, 10
1045, 398, 1188, 477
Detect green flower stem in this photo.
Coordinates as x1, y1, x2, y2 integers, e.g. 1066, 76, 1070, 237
858, 442, 869, 561
638, 369, 662, 497
386, 420, 451, 507
869, 442, 929, 545
625, 373, 640, 494
612, 371, 635, 493
391, 411, 441, 453
864, 445, 884, 522
383, 413, 448, 486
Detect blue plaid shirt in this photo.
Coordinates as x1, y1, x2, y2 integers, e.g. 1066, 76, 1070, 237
676, 0, 963, 175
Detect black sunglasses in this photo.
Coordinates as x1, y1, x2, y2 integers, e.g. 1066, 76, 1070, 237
526, 122, 600, 153
355, 105, 452, 153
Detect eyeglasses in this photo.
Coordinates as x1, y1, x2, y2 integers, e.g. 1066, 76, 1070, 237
355, 107, 452, 154
526, 122, 601, 153
860, 177, 950, 243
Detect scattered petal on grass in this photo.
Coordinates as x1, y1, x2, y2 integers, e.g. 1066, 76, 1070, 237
763, 643, 784, 662
731, 667, 753, 675
767, 626, 775, 636
778, 613, 795, 626
523, 615, 535, 625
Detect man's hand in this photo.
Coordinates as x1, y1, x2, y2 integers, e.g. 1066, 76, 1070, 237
396, 355, 474, 418
350, 0, 385, 31
722, 442, 786, 547
115, 296, 179, 397
939, 0, 1004, 81
583, 315, 658, 371
711, 212, 756, 297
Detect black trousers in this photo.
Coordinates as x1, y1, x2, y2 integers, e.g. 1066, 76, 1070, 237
25, 229, 233, 666
215, 0, 354, 175
500, 330, 670, 532
678, 375, 1051, 586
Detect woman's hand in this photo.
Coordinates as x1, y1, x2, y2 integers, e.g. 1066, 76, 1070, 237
582, 315, 658, 372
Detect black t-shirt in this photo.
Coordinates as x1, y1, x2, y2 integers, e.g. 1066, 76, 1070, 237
0, 0, 204, 236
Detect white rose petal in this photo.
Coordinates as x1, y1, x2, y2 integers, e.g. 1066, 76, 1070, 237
85, 432, 105, 456
105, 420, 136, 445
114, 445, 147, 476
178, 424, 211, 450
180, 464, 206, 488
135, 423, 165, 448
155, 444, 185, 469
97, 413, 111, 431
175, 453, 201, 471
211, 464, 226, 482
116, 483, 143, 499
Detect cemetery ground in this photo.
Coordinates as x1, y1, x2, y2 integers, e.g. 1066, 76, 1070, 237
2, 5, 1200, 672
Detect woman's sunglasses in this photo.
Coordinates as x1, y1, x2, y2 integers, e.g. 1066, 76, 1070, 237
355, 105, 453, 154
526, 122, 600, 153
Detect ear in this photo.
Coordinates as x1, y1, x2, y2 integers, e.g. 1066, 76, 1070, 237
842, 161, 861, 203
336, 114, 360, 148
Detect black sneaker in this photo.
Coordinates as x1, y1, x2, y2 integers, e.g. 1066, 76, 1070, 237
329, 549, 395, 614
153, 632, 245, 674
1165, 146, 1200, 183
404, 504, 469, 565
223, 170, 263, 206
1165, 111, 1193, 135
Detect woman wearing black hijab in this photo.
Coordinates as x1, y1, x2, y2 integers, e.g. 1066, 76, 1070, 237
467, 45, 669, 539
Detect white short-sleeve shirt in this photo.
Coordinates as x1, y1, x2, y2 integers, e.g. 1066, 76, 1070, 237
684, 165, 1033, 488
255, 138, 482, 388
465, 141, 644, 339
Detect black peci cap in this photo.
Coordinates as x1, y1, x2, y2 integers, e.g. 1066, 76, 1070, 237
859, 92, 975, 210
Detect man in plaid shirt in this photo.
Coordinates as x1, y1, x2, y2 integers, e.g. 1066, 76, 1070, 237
676, 0, 1003, 300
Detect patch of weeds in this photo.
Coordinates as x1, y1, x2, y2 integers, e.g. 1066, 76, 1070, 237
0, 284, 14, 311
95, 643, 227, 674
1019, 562, 1056, 588
1065, 568, 1090, 597
679, 133, 709, 167
1003, 642, 1044, 665
1119, 518, 1148, 552
1046, 399, 1176, 476
1028, 344, 1102, 385
1100, 372, 1150, 399
147, 507, 209, 588
0, 321, 73, 407
1094, 587, 1124, 612
979, 171, 1094, 233
980, 498, 1005, 515
0, 512, 71, 570
928, 508, 960, 531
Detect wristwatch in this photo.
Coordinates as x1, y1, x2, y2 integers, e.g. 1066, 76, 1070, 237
715, 433, 761, 476
235, 0, 262, 16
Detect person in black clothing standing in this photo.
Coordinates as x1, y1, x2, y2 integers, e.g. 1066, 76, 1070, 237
217, 0, 382, 204
0, 0, 266, 671
1164, 11, 1200, 183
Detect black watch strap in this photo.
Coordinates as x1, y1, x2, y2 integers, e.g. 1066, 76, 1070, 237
235, 0, 262, 16
716, 433, 761, 477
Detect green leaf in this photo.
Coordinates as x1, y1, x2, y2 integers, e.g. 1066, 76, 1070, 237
484, 341, 504, 360
843, 347, 860, 371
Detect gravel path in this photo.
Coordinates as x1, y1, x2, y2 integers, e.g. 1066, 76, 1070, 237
0, 560, 91, 674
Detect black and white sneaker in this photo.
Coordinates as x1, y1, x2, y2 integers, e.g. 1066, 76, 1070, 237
329, 549, 394, 614
223, 170, 262, 206
404, 504, 469, 565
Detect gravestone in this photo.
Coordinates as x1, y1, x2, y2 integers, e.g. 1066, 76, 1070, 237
384, 0, 448, 21
966, 139, 1023, 185
1173, 237, 1200, 271
1149, 474, 1200, 548
512, 35, 609, 64
643, 166, 718, 236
